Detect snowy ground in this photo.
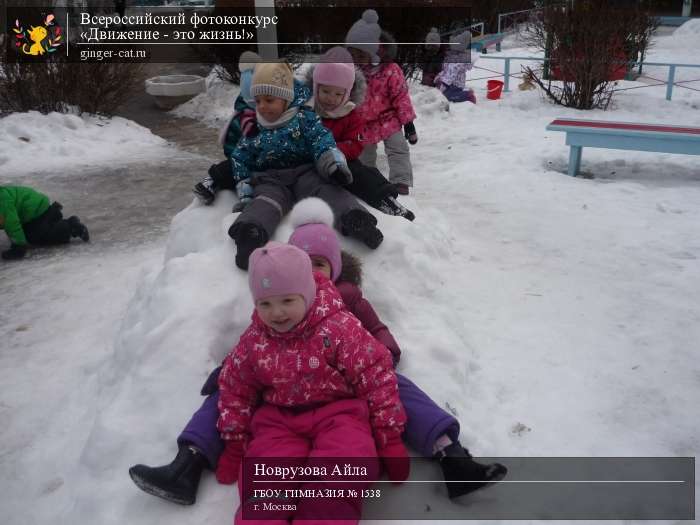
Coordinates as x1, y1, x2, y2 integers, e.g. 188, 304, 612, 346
1, 20, 699, 525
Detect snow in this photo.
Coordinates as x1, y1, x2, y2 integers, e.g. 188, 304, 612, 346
2, 20, 700, 525
0, 111, 175, 176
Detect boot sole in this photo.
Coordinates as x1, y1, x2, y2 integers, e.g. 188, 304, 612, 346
448, 466, 508, 500
129, 470, 195, 506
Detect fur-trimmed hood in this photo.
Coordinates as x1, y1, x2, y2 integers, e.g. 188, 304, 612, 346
338, 250, 362, 286
304, 63, 367, 106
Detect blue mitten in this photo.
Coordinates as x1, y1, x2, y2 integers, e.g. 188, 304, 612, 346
233, 180, 254, 212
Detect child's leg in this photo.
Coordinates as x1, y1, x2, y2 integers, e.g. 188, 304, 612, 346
177, 391, 223, 469
194, 160, 235, 205
397, 374, 508, 499
128, 373, 222, 505
235, 404, 311, 525
397, 373, 460, 458
383, 131, 413, 187
292, 399, 378, 525
23, 202, 72, 245
293, 170, 383, 249
346, 159, 397, 208
358, 143, 378, 169
23, 202, 89, 244
228, 174, 294, 269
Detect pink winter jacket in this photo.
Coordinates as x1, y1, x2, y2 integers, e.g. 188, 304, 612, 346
355, 62, 416, 144
217, 273, 406, 450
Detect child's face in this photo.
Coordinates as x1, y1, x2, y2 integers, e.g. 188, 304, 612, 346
310, 255, 332, 280
317, 84, 347, 112
255, 95, 287, 122
256, 293, 307, 333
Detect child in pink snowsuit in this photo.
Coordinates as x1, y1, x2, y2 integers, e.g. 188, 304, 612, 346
216, 242, 408, 525
345, 9, 417, 195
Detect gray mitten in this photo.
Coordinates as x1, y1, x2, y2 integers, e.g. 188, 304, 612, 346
316, 148, 353, 185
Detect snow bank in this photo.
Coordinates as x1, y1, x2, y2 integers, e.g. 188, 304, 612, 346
0, 111, 174, 176
74, 188, 496, 524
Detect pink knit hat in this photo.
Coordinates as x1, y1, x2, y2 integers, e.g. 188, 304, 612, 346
288, 198, 342, 282
313, 47, 356, 108
248, 241, 317, 311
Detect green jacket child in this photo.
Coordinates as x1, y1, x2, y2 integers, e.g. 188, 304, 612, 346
0, 185, 89, 260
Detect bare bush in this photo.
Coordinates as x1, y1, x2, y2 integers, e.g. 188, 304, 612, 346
521, 0, 657, 110
0, 54, 144, 116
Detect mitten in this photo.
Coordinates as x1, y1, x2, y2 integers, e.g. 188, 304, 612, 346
404, 122, 418, 145
2, 244, 27, 261
216, 441, 244, 485
378, 438, 410, 483
233, 180, 254, 213
316, 149, 353, 185
200, 366, 222, 396
232, 198, 252, 213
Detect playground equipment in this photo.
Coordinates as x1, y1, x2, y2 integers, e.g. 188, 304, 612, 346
547, 118, 700, 177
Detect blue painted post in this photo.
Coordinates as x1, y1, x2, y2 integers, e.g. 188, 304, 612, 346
503, 58, 511, 92
568, 146, 582, 177
666, 65, 676, 101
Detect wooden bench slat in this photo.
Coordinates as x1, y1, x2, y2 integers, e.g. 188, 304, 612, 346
549, 119, 700, 135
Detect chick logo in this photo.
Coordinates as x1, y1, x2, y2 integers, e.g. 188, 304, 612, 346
12, 14, 63, 56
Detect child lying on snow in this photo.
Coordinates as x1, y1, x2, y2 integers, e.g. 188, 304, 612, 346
0, 185, 89, 260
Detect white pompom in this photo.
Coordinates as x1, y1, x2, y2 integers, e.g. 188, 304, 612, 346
289, 197, 334, 229
362, 9, 379, 24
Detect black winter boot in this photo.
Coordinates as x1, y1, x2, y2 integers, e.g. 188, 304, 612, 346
67, 216, 90, 242
377, 196, 416, 221
233, 223, 267, 270
129, 444, 207, 505
341, 209, 384, 249
437, 442, 508, 499
193, 177, 216, 205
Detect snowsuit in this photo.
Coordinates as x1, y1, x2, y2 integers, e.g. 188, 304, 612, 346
355, 33, 416, 187
178, 253, 459, 467
218, 272, 403, 525
435, 49, 475, 103
0, 186, 71, 246
228, 82, 371, 243
304, 66, 398, 209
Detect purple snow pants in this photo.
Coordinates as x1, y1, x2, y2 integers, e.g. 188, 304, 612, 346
178, 372, 459, 468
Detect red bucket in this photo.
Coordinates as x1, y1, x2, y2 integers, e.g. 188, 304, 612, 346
486, 79, 504, 100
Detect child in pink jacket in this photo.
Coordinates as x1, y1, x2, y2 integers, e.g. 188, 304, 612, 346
216, 241, 408, 524
345, 9, 417, 195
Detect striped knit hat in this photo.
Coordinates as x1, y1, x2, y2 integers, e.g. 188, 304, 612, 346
251, 62, 294, 103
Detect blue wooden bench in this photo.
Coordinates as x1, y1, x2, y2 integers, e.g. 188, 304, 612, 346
470, 32, 505, 53
546, 118, 700, 177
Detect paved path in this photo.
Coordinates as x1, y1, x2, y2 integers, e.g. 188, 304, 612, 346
2, 63, 226, 257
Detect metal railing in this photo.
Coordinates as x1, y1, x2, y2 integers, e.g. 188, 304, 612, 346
476, 55, 700, 100
442, 21, 485, 39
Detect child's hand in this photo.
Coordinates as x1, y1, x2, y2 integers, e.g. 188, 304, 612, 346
232, 196, 252, 213
2, 244, 27, 261
378, 439, 410, 484
216, 442, 244, 485
404, 122, 418, 145
316, 149, 353, 185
